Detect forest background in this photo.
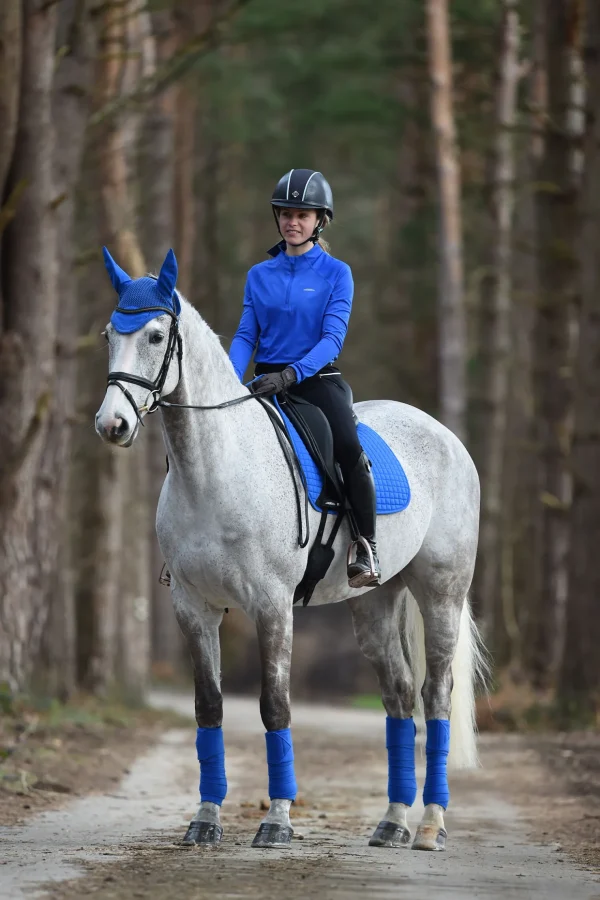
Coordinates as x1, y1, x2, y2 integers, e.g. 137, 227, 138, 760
1, 0, 599, 726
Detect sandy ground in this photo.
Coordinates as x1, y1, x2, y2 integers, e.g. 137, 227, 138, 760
0, 692, 599, 900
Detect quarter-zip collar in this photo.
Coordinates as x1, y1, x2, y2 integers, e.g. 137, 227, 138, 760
267, 240, 324, 266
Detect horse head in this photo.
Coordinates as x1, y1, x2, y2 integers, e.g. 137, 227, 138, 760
95, 247, 182, 447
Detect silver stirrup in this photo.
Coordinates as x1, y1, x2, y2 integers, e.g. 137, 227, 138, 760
347, 536, 378, 587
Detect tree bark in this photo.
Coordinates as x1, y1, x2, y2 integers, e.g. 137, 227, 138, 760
0, 0, 59, 690
531, 0, 584, 687
475, 0, 521, 645
425, 0, 466, 441
514, 0, 546, 680
0, 0, 22, 240
560, 0, 600, 715
139, 7, 184, 681
75, 0, 150, 698
37, 0, 98, 698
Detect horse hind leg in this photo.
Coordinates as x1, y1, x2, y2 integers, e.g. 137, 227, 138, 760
402, 549, 482, 852
347, 577, 417, 849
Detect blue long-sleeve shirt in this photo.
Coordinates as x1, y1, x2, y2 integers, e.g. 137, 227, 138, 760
229, 242, 354, 382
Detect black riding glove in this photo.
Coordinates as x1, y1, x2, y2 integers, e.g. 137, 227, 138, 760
249, 366, 297, 396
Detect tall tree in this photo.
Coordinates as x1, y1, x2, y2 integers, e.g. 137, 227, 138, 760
0, 0, 59, 689
38, 0, 98, 698
560, 0, 600, 715
139, 5, 183, 679
0, 2, 21, 234
476, 1, 521, 645
74, 0, 150, 698
531, 0, 584, 686
425, 0, 466, 440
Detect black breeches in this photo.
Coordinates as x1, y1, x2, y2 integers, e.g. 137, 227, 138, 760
255, 364, 362, 478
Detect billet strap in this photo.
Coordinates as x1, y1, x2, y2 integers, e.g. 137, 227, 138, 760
293, 505, 346, 607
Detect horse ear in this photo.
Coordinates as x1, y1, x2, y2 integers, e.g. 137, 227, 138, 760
157, 249, 178, 303
102, 246, 132, 295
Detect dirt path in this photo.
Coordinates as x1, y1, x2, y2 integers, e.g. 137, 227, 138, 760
0, 692, 598, 899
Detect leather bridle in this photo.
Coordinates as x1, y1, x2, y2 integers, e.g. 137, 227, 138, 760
106, 305, 257, 424
107, 306, 182, 425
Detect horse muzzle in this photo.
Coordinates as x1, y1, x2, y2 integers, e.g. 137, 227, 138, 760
95, 412, 138, 447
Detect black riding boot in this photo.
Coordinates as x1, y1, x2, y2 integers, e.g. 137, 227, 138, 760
346, 451, 381, 588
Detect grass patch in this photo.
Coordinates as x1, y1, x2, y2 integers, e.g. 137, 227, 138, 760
0, 686, 194, 825
350, 693, 383, 710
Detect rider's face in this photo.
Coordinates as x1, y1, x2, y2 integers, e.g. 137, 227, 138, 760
278, 208, 318, 246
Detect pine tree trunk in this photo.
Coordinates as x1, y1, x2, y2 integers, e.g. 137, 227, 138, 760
515, 0, 546, 680
74, 0, 150, 697
373, 66, 422, 405
425, 0, 466, 441
476, 0, 521, 645
531, 0, 584, 687
0, 0, 59, 690
560, 0, 600, 715
0, 1, 21, 222
37, 0, 97, 698
139, 7, 184, 681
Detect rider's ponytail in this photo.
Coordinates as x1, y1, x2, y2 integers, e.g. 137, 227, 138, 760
317, 214, 331, 254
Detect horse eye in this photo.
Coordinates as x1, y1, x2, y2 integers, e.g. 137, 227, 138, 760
149, 332, 164, 345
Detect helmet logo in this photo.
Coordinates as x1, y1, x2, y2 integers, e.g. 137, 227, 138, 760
291, 190, 300, 198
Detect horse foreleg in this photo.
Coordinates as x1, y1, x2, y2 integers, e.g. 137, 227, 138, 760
173, 594, 225, 845
251, 604, 296, 849
348, 578, 417, 848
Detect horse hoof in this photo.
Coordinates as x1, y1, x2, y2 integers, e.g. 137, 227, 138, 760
182, 820, 223, 845
251, 823, 293, 849
411, 825, 447, 851
369, 820, 411, 848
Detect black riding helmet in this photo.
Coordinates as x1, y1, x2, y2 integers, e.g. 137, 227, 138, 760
271, 169, 334, 245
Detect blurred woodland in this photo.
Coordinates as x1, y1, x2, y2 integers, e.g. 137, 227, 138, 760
1, 0, 599, 722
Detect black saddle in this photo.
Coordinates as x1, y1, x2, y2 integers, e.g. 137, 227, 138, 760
277, 393, 343, 509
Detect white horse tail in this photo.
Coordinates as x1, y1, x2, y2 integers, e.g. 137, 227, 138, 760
404, 593, 488, 769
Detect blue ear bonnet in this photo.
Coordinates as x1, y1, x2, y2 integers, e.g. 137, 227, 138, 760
103, 247, 181, 335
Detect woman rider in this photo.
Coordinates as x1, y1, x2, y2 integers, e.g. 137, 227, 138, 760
229, 169, 380, 588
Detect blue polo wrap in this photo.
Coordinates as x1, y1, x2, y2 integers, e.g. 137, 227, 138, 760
423, 718, 450, 808
196, 726, 227, 806
265, 728, 297, 800
386, 716, 417, 806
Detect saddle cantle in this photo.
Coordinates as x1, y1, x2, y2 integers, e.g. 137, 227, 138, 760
266, 394, 411, 605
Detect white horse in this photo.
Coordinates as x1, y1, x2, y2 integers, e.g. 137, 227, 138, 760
96, 250, 486, 852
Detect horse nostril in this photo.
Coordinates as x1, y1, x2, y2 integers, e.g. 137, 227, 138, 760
110, 417, 129, 439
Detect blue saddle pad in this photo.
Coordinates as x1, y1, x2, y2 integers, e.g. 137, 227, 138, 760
275, 402, 411, 515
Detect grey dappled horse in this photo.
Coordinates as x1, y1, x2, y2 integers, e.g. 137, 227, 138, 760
96, 249, 486, 853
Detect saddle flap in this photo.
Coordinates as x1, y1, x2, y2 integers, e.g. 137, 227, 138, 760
276, 394, 342, 507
